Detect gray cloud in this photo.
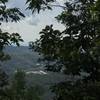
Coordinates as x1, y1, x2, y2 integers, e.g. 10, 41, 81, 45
25, 15, 40, 26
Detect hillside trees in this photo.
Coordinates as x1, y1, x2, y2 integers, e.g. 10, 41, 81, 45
28, 0, 100, 100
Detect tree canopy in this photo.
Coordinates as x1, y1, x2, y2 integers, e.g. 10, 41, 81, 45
29, 0, 100, 100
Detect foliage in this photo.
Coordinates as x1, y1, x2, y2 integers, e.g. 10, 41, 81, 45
0, 0, 25, 59
29, 25, 62, 72
51, 80, 100, 100
0, 0, 25, 99
29, 0, 100, 100
0, 68, 8, 100
26, 0, 55, 13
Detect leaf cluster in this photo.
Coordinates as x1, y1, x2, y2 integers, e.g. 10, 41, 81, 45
26, 0, 55, 13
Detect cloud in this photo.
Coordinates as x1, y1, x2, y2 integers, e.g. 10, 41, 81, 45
25, 15, 40, 26
56, 0, 65, 4
7, 0, 30, 16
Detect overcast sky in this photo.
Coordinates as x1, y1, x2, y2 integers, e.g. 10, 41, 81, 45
1, 0, 65, 46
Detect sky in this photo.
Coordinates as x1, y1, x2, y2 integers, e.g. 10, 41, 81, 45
1, 0, 65, 46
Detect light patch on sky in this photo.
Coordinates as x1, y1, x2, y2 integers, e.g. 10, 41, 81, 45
1, 0, 65, 46
56, 0, 65, 5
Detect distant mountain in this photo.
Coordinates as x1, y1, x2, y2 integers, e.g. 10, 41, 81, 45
1, 46, 42, 74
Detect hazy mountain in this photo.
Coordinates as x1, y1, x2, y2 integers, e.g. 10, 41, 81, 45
1, 46, 42, 74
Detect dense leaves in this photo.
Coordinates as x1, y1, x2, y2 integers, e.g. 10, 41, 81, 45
52, 80, 100, 100
0, 0, 24, 53
29, 0, 100, 100
30, 0, 100, 79
0, 0, 8, 4
29, 25, 63, 72
0, 7, 25, 23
